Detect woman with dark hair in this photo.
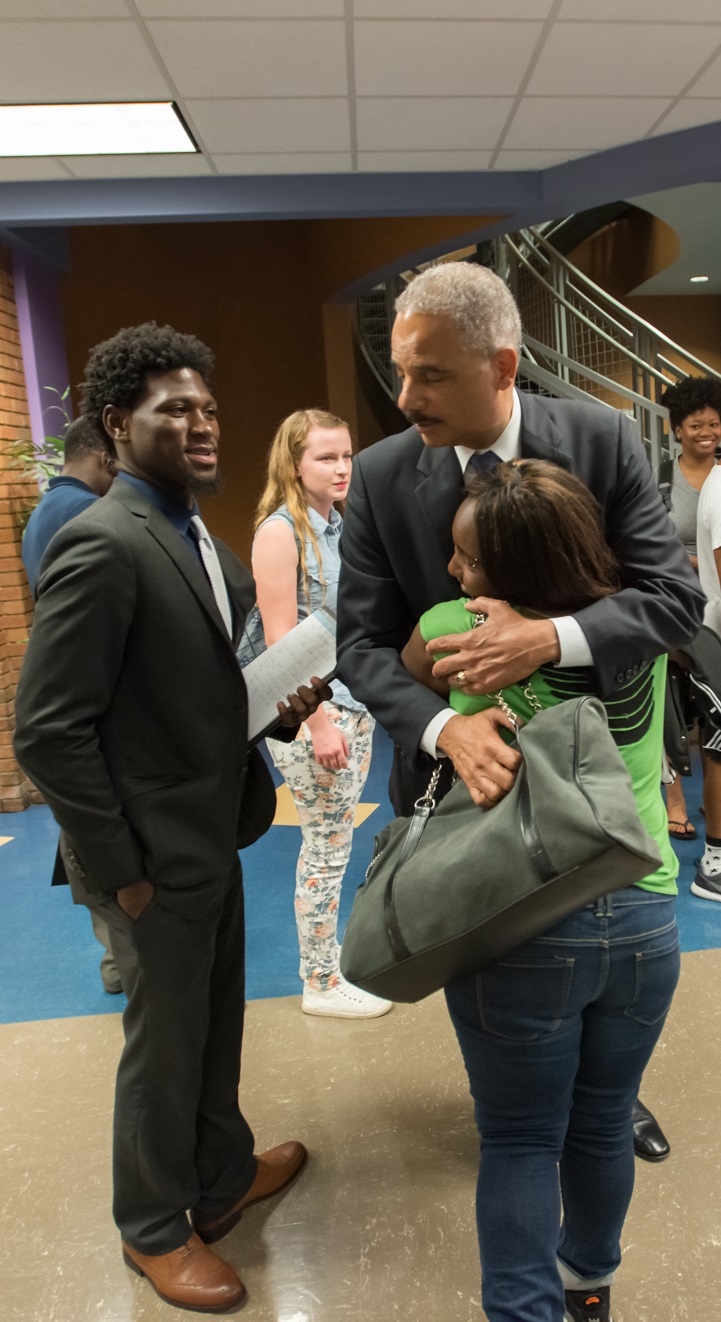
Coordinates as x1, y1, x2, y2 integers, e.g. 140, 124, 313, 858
657, 377, 721, 879
402, 460, 680, 1322
659, 375, 721, 570
252, 409, 391, 1019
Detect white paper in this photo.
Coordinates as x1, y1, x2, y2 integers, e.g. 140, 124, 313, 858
243, 606, 337, 744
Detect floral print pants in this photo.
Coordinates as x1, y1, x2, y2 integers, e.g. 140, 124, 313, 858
267, 705, 374, 991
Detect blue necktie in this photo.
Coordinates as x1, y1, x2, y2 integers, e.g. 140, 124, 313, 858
465, 450, 501, 477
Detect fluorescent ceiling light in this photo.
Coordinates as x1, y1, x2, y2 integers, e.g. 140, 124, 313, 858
0, 103, 197, 157
690, 275, 710, 283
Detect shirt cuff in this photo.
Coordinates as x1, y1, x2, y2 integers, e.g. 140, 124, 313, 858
420, 708, 457, 759
553, 616, 594, 667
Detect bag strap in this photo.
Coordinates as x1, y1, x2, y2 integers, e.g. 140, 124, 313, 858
382, 619, 545, 960
472, 610, 544, 725
383, 764, 442, 961
656, 456, 674, 512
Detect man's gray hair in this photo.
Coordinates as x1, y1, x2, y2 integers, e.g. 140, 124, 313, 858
395, 261, 522, 358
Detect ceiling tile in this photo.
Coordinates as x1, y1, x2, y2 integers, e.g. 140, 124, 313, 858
651, 99, 721, 135
213, 151, 351, 173
355, 0, 551, 14
504, 97, 670, 150
683, 54, 721, 98
493, 148, 585, 168
526, 23, 721, 97
186, 98, 350, 153
138, 0, 342, 14
355, 20, 543, 97
357, 97, 513, 151
147, 19, 347, 98
60, 153, 213, 177
357, 150, 494, 171
0, 22, 171, 101
0, 157, 70, 180
560, 0, 721, 18
0, 1, 124, 14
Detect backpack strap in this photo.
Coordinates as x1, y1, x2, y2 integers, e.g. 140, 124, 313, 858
658, 455, 674, 511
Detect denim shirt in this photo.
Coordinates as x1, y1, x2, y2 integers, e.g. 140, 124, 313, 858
256, 503, 364, 713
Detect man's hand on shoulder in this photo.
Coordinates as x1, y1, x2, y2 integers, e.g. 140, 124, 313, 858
428, 597, 560, 693
437, 708, 523, 808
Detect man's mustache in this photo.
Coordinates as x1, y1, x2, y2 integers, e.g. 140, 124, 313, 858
405, 410, 440, 426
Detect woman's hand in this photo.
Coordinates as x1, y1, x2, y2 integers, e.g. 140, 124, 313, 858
437, 707, 523, 808
428, 597, 560, 693
310, 720, 350, 770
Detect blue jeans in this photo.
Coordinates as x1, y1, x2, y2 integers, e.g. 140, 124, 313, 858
445, 888, 680, 1322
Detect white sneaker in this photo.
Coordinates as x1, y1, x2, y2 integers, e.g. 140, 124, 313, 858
301, 976, 392, 1019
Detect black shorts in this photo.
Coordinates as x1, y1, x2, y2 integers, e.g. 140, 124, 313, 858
688, 670, 721, 762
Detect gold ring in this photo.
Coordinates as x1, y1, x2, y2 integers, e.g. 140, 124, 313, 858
456, 670, 467, 686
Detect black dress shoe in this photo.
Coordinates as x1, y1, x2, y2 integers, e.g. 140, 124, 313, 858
632, 1098, 670, 1162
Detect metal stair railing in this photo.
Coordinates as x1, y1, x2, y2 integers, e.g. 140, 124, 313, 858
354, 277, 404, 402
505, 226, 721, 470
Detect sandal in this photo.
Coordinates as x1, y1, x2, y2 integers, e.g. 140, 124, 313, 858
668, 819, 698, 841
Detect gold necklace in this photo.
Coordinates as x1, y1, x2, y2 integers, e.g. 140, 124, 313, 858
472, 610, 543, 728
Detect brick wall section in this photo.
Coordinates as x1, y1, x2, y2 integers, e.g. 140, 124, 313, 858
0, 243, 43, 811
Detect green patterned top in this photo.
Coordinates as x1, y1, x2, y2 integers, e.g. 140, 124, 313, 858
420, 599, 677, 895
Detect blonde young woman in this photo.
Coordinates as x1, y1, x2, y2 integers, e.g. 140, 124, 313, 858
252, 410, 391, 1019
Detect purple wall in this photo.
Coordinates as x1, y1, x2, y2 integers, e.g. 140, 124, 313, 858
11, 248, 72, 449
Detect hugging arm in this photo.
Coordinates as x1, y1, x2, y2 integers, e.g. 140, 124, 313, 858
400, 624, 450, 697
336, 463, 452, 766
574, 417, 703, 693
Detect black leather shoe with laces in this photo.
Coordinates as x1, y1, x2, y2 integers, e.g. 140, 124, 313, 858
564, 1285, 612, 1322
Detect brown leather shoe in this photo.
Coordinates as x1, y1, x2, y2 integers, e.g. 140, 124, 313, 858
122, 1231, 247, 1312
195, 1141, 308, 1245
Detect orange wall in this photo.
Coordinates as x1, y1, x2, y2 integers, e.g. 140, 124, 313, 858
569, 209, 680, 301
60, 213, 502, 561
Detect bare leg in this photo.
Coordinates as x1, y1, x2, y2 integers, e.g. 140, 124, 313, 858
665, 774, 695, 839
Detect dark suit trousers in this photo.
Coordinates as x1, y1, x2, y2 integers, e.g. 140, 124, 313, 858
97, 859, 256, 1254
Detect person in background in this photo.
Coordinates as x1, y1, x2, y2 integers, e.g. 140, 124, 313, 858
658, 376, 721, 845
401, 461, 680, 1322
252, 409, 391, 1019
658, 376, 721, 573
22, 413, 116, 594
21, 414, 125, 995
693, 435, 721, 902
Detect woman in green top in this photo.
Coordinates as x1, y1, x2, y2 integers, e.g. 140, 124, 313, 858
401, 460, 680, 1322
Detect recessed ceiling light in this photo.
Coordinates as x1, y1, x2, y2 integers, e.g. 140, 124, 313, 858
690, 275, 710, 283
0, 103, 197, 157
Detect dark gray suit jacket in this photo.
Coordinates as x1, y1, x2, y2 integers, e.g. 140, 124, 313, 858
14, 479, 274, 907
336, 393, 705, 766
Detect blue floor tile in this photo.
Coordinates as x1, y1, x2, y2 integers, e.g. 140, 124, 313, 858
2, 731, 720, 1025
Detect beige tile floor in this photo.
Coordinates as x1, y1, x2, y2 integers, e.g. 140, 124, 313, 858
2, 950, 720, 1322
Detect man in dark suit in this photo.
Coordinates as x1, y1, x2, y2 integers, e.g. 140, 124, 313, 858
336, 263, 705, 1166
14, 323, 330, 1313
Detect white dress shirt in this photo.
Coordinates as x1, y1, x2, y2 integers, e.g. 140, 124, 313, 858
421, 389, 594, 757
